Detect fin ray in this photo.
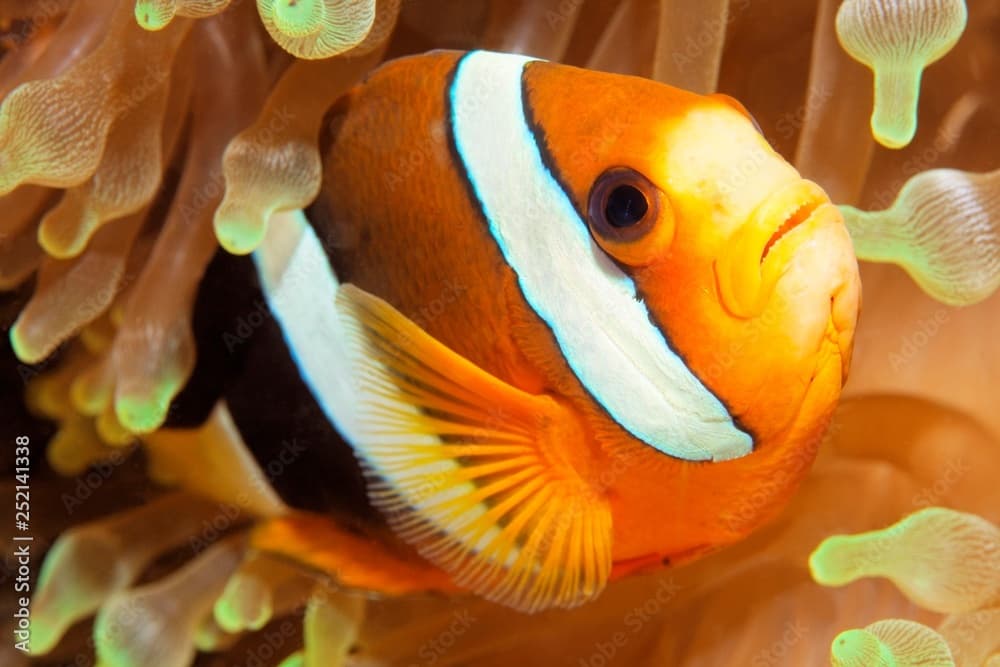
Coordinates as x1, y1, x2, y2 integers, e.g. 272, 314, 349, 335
336, 284, 612, 612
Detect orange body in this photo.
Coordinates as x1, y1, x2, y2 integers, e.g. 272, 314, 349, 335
310, 50, 860, 577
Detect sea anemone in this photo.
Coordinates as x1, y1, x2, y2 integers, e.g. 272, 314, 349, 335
1, 0, 998, 665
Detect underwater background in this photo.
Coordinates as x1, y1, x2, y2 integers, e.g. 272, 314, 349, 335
0, 0, 998, 665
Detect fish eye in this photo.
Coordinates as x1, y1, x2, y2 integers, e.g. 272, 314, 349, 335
604, 183, 649, 228
586, 168, 674, 266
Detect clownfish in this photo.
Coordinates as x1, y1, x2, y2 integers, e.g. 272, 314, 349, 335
163, 49, 861, 613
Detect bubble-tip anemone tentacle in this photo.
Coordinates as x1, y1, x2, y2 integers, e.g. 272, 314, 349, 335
135, 0, 233, 30
0, 223, 44, 289
71, 351, 117, 417
653, 0, 728, 94
193, 614, 241, 653
142, 405, 289, 515
841, 167, 1000, 306
830, 620, 954, 667
213, 570, 273, 634
10, 60, 192, 367
97, 402, 137, 445
109, 9, 269, 434
0, 185, 52, 289
0, 0, 190, 196
93, 536, 246, 667
586, 0, 659, 77
11, 214, 145, 365
29, 494, 231, 656
301, 584, 366, 666
24, 345, 93, 420
279, 652, 306, 667
213, 552, 317, 633
46, 416, 125, 475
0, 0, 110, 100
794, 0, 875, 205
481, 0, 584, 61
0, 185, 53, 246
177, 1, 236, 19
135, 0, 178, 30
79, 310, 121, 353
810, 507, 1000, 614
835, 0, 968, 149
32, 340, 130, 473
256, 0, 376, 59
214, 0, 397, 254
0, 11, 59, 98
35, 84, 169, 260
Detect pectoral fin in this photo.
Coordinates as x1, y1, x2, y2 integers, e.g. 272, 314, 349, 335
336, 284, 612, 612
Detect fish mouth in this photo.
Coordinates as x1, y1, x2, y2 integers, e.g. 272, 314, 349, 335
715, 180, 834, 318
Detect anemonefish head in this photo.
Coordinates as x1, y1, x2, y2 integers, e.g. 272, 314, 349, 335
448, 52, 861, 565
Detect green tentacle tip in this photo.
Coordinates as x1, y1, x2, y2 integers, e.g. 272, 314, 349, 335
277, 652, 305, 667
135, 0, 176, 30
26, 540, 82, 656
807, 534, 855, 586
214, 204, 270, 255
114, 389, 174, 434
8, 324, 37, 365
213, 573, 273, 633
38, 207, 100, 260
271, 0, 327, 38
810, 507, 1000, 614
71, 376, 111, 417
258, 0, 375, 59
29, 529, 136, 657
831, 620, 954, 667
831, 628, 896, 667
840, 168, 1000, 307
836, 0, 968, 149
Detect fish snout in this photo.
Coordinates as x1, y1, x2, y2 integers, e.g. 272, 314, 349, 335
715, 179, 836, 318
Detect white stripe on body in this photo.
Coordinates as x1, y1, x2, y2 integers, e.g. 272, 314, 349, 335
449, 51, 751, 462
253, 211, 508, 557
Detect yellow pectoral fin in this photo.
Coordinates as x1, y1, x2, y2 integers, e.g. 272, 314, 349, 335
336, 284, 612, 613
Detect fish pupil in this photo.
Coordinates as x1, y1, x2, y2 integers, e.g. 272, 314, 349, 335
605, 185, 648, 227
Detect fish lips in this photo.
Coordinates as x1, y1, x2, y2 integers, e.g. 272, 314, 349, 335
714, 183, 860, 381
766, 205, 861, 383
714, 180, 846, 320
